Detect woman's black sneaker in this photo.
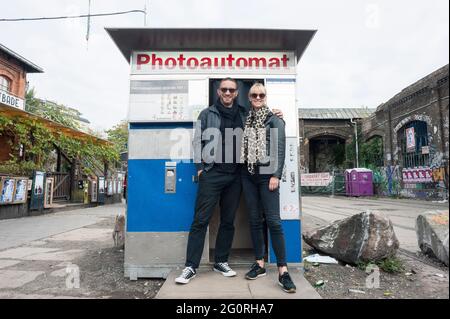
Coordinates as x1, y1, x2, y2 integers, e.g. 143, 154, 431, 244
245, 263, 266, 280
278, 272, 296, 293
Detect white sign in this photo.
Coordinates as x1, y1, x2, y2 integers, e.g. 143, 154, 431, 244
301, 173, 332, 187
279, 137, 300, 220
128, 79, 206, 122
0, 89, 24, 110
266, 79, 297, 137
131, 51, 296, 75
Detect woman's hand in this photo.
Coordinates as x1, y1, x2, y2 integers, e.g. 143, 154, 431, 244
269, 177, 279, 191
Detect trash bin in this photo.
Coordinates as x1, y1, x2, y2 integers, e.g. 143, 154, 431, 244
345, 168, 374, 197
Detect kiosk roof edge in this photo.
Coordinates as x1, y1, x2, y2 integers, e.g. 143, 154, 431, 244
105, 28, 317, 64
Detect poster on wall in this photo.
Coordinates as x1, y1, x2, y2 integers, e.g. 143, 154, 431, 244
402, 168, 432, 183
0, 177, 15, 204
30, 171, 45, 211
406, 127, 416, 152
98, 177, 105, 194
107, 180, 113, 196
13, 178, 28, 203
34, 171, 44, 195
90, 180, 97, 202
112, 179, 117, 194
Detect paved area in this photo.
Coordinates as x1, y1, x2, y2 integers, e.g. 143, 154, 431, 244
301, 196, 449, 253
0, 201, 321, 299
0, 204, 122, 251
1, 196, 446, 299
0, 203, 131, 299
157, 267, 320, 299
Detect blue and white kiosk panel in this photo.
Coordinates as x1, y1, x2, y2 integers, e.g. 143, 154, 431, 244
126, 51, 302, 278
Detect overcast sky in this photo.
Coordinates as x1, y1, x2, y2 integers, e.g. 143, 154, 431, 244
1, 0, 448, 132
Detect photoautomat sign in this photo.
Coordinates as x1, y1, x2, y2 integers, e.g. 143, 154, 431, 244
131, 51, 296, 74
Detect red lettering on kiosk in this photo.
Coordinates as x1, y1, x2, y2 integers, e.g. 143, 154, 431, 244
186, 57, 199, 69
248, 57, 267, 68
269, 57, 280, 68
177, 54, 186, 69
236, 57, 248, 68
200, 57, 212, 68
136, 54, 150, 67
281, 54, 289, 67
164, 57, 177, 69
134, 53, 292, 70
152, 54, 163, 67
226, 54, 235, 67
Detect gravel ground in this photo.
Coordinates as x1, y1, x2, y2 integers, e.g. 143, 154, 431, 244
71, 246, 164, 299
1, 207, 447, 299
0, 216, 164, 299
301, 215, 449, 299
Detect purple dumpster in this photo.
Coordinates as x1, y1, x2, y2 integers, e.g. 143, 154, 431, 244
345, 168, 374, 197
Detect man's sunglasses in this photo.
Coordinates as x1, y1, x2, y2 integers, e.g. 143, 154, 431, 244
250, 93, 266, 99
220, 88, 237, 94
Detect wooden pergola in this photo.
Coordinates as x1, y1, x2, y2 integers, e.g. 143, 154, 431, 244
0, 103, 110, 146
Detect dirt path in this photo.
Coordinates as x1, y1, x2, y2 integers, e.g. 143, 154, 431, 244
0, 216, 163, 299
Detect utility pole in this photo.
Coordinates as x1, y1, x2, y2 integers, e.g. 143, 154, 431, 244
144, 1, 148, 26
350, 118, 359, 168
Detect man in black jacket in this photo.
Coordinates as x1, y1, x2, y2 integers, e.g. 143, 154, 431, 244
175, 78, 282, 284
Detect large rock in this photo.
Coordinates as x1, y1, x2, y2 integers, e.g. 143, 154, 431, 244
416, 210, 449, 266
303, 211, 399, 264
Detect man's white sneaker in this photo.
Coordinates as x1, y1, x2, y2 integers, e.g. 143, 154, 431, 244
213, 262, 237, 277
175, 267, 196, 284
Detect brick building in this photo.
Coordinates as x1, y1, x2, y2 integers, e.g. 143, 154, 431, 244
362, 64, 449, 199
0, 43, 43, 105
1, 44, 122, 219
298, 108, 374, 173
0, 44, 43, 162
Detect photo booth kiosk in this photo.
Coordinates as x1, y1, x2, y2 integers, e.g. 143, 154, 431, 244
107, 28, 316, 279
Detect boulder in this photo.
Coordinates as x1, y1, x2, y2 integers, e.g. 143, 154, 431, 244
416, 210, 449, 266
113, 214, 125, 248
303, 211, 399, 264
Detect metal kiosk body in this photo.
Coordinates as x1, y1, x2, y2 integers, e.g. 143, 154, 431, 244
107, 28, 316, 279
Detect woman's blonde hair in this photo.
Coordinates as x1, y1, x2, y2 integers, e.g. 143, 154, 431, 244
248, 82, 267, 97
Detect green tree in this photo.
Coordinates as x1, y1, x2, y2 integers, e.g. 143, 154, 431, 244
105, 120, 128, 153
361, 136, 384, 168
25, 88, 80, 130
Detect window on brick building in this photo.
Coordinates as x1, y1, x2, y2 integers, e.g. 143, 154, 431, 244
0, 75, 11, 92
398, 120, 430, 168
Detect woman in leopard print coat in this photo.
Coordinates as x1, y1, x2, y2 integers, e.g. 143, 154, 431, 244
240, 83, 296, 293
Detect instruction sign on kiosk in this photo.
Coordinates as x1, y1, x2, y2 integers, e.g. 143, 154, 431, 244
107, 28, 315, 279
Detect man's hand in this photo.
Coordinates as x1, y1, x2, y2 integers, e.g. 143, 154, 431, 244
269, 177, 279, 191
197, 170, 203, 177
272, 108, 283, 119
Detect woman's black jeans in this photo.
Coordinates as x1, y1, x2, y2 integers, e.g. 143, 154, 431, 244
241, 167, 287, 267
